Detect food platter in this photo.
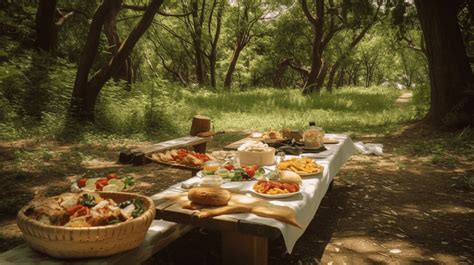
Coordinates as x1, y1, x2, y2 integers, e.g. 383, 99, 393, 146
147, 148, 215, 171
251, 188, 302, 199
297, 165, 324, 177
277, 157, 324, 177
147, 156, 203, 170
250, 179, 302, 199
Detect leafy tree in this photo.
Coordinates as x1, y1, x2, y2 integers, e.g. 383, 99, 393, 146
70, 0, 165, 121
414, 0, 473, 127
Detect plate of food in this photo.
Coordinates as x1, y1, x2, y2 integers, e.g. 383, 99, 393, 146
251, 179, 301, 198
197, 162, 271, 182
71, 173, 135, 192
277, 157, 323, 176
148, 148, 216, 170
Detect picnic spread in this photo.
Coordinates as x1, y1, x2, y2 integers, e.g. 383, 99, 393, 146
152, 133, 357, 255
3, 116, 358, 265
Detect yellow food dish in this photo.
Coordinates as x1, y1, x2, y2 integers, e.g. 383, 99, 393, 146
277, 157, 322, 174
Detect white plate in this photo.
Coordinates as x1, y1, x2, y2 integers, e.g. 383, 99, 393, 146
221, 182, 243, 191
279, 165, 324, 177
197, 168, 274, 179
250, 181, 302, 199
252, 189, 301, 199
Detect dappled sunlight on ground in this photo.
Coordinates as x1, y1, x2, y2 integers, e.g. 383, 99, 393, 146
1, 130, 473, 264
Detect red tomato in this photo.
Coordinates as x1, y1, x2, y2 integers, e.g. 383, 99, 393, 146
76, 206, 89, 216
67, 205, 84, 216
245, 167, 256, 177
224, 164, 234, 171
77, 178, 87, 188
283, 183, 298, 193
96, 179, 108, 190
252, 165, 258, 170
106, 173, 119, 180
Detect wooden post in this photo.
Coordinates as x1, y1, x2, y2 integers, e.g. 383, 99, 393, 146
222, 231, 268, 265
190, 115, 211, 153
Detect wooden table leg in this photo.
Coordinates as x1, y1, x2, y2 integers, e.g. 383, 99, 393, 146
222, 231, 268, 265
191, 169, 199, 178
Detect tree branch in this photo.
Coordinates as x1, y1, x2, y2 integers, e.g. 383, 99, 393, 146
300, 0, 317, 25
122, 4, 192, 17
55, 11, 74, 26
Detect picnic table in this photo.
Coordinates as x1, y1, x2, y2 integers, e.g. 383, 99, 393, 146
151, 133, 358, 265
0, 132, 357, 264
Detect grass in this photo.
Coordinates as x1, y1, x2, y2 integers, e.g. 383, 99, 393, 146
0, 51, 425, 142
176, 87, 413, 135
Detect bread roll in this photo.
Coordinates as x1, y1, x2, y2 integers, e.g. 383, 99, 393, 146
188, 187, 231, 206
279, 170, 302, 184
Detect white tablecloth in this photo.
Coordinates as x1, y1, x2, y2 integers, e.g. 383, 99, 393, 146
152, 134, 358, 254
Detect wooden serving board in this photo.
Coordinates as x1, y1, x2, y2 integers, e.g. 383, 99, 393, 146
146, 154, 202, 171
156, 192, 301, 228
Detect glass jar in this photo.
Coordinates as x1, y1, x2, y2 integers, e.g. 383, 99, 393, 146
303, 121, 325, 149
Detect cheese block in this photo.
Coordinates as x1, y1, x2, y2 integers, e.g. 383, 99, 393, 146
238, 147, 275, 166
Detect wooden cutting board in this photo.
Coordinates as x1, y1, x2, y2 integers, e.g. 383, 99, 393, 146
160, 192, 302, 228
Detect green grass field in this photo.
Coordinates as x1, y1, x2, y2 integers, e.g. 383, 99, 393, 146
0, 52, 428, 142
0, 80, 425, 142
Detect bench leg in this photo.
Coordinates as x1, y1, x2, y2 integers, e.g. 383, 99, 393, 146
222, 231, 268, 265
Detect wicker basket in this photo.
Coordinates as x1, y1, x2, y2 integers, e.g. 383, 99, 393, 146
17, 192, 156, 258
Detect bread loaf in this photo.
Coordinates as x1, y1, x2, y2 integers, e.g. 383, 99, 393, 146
188, 187, 231, 206
279, 170, 302, 184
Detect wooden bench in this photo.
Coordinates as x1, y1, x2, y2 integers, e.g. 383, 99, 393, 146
0, 220, 193, 264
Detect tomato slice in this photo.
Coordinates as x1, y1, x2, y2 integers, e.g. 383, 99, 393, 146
77, 178, 87, 188
67, 205, 84, 216
106, 173, 119, 180
245, 167, 256, 177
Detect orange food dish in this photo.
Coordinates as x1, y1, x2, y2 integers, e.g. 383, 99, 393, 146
253, 180, 300, 195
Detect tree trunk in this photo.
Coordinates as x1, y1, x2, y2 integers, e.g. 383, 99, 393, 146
70, 0, 164, 121
315, 60, 328, 89
35, 0, 58, 52
223, 45, 243, 89
209, 53, 217, 87
273, 59, 291, 87
302, 20, 324, 94
326, 62, 340, 93
415, 0, 474, 127
336, 67, 345, 87
191, 0, 205, 86
301, 0, 324, 95
194, 40, 205, 85
208, 0, 224, 88
103, 0, 133, 85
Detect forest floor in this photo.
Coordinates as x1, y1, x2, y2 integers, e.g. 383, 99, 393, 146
0, 123, 473, 265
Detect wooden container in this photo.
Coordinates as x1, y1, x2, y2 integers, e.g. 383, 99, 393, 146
17, 192, 156, 258
238, 147, 276, 166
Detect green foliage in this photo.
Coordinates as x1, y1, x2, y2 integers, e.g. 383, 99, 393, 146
451, 175, 474, 191
401, 128, 474, 170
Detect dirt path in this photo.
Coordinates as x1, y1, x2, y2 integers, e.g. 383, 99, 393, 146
0, 129, 473, 264
394, 91, 413, 106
